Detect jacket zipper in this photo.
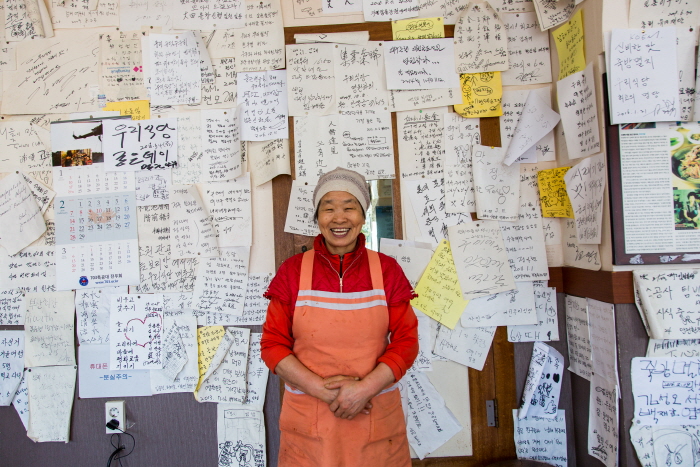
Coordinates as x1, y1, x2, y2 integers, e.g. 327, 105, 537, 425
339, 256, 344, 292
317, 250, 363, 294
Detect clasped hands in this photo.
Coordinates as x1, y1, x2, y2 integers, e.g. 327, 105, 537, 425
318, 374, 374, 421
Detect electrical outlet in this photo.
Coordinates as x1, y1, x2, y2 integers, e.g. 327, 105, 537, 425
105, 401, 125, 434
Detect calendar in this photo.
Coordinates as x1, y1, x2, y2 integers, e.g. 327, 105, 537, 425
55, 192, 139, 290
52, 165, 135, 195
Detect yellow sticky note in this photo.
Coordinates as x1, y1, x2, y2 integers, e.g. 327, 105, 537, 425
103, 100, 151, 121
538, 167, 574, 218
196, 325, 226, 392
454, 72, 503, 118
552, 10, 585, 80
392, 17, 445, 40
411, 240, 470, 329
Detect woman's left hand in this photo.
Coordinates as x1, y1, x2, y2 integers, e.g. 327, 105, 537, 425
324, 379, 374, 420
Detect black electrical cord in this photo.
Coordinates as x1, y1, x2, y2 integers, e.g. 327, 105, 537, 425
105, 420, 136, 467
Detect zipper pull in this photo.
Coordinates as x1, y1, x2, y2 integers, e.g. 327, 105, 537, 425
339, 276, 343, 293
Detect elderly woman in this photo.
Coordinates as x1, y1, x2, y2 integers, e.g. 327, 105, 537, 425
261, 167, 419, 466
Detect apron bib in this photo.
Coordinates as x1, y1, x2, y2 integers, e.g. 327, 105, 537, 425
278, 249, 411, 467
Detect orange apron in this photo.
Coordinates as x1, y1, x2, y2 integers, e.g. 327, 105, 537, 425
278, 249, 411, 467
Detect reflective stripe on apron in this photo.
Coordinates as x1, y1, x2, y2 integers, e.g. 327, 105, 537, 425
278, 249, 411, 467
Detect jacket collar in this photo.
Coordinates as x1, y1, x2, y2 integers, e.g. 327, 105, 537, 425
314, 233, 366, 270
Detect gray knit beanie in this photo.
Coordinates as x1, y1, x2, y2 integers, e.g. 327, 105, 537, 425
312, 167, 370, 213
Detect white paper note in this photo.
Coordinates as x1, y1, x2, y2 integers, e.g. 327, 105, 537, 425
103, 118, 178, 171
0, 288, 26, 325
169, 185, 220, 258
589, 373, 619, 467
201, 176, 252, 247
363, 0, 419, 20
384, 39, 459, 90
200, 109, 243, 182
192, 248, 250, 316
99, 31, 148, 102
501, 12, 552, 85
286, 43, 337, 116
26, 365, 76, 443
217, 405, 266, 467
519, 342, 564, 419
293, 115, 341, 183
461, 281, 536, 327
150, 314, 199, 394
532, 0, 574, 31
454, 2, 509, 73
172, 112, 204, 185
149, 32, 202, 106
109, 294, 164, 370
503, 91, 560, 166
513, 410, 567, 466
248, 138, 291, 186
334, 42, 389, 112
434, 322, 497, 371
339, 109, 395, 179
200, 272, 273, 326
234, 0, 284, 72
557, 62, 602, 159
24, 291, 75, 367
12, 372, 29, 430
174, 0, 245, 29
0, 172, 47, 255
380, 240, 433, 288
563, 153, 606, 244
78, 344, 152, 398
443, 113, 479, 214
75, 286, 128, 345
238, 70, 288, 141
0, 331, 24, 405
647, 339, 700, 358
135, 171, 171, 206
0, 246, 56, 294
284, 180, 319, 237
565, 294, 592, 380
471, 145, 520, 221
508, 285, 559, 342
588, 298, 618, 388
197, 327, 250, 403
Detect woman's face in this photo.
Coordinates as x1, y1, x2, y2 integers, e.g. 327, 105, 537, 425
317, 191, 365, 256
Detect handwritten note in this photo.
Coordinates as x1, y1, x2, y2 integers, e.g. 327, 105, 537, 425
462, 281, 536, 327
532, 0, 575, 31
238, 70, 288, 140
197, 325, 226, 389
109, 294, 164, 370
443, 113, 479, 214
174, 0, 245, 29
0, 288, 26, 325
150, 315, 199, 393
172, 112, 204, 185
454, 2, 508, 73
392, 17, 445, 40
551, 10, 585, 79
339, 109, 395, 179
169, 185, 219, 258
609, 28, 679, 124
434, 321, 496, 370
192, 249, 249, 316
26, 365, 76, 443
675, 28, 696, 122
77, 344, 152, 398
397, 109, 445, 180
501, 12, 552, 86
135, 171, 171, 206
200, 109, 243, 181
12, 372, 29, 429
508, 284, 559, 342
234, 0, 284, 72
0, 121, 51, 173
0, 331, 24, 405
384, 39, 459, 90
538, 167, 573, 218
588, 373, 618, 467
75, 286, 127, 345
454, 72, 503, 118
217, 405, 266, 467
389, 87, 461, 112
565, 294, 592, 380
471, 145, 520, 221
201, 177, 252, 247
587, 298, 618, 387
629, 0, 700, 32
149, 32, 202, 106
399, 370, 463, 459
364, 0, 419, 20
99, 31, 148, 103
519, 342, 563, 419
513, 410, 567, 467
24, 291, 75, 367
503, 90, 560, 165
0, 246, 56, 294
322, 0, 362, 13
286, 43, 336, 116
334, 42, 389, 111
237, 333, 268, 407
200, 273, 273, 325
197, 327, 250, 403
647, 339, 700, 358
293, 115, 341, 183
564, 153, 605, 244
284, 181, 319, 237
557, 63, 601, 159
0, 172, 46, 255
411, 240, 470, 329
103, 118, 178, 171
380, 240, 433, 288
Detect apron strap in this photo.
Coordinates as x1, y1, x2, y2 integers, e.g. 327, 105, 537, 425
367, 250, 384, 291
299, 249, 315, 291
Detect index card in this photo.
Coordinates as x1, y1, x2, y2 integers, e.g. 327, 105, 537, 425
587, 298, 619, 387
197, 327, 250, 403
334, 42, 390, 112
399, 370, 463, 459
513, 410, 567, 466
286, 43, 337, 116
589, 375, 618, 467
103, 118, 178, 171
151, 314, 199, 394
564, 153, 606, 244
217, 405, 266, 467
380, 240, 433, 288
532, 0, 575, 31
363, 0, 419, 21
0, 121, 51, 173
78, 344, 152, 398
0, 288, 26, 325
234, 0, 284, 72
174, 0, 245, 29
238, 70, 288, 141
0, 246, 56, 294
201, 176, 252, 247
503, 91, 560, 166
169, 185, 220, 258
411, 240, 470, 329
434, 321, 496, 370
4, 28, 100, 114
149, 32, 202, 106
27, 365, 76, 443
557, 63, 602, 160
551, 10, 585, 80
647, 339, 700, 358
609, 28, 679, 124
284, 180, 319, 237
384, 39, 459, 90
538, 167, 573, 218
501, 12, 552, 86
200, 109, 243, 181
508, 285, 559, 342
454, 72, 503, 118
519, 342, 564, 419
248, 138, 291, 186
339, 109, 395, 179
109, 294, 164, 370
0, 172, 46, 255
632, 357, 700, 425
0, 331, 24, 405
24, 291, 75, 367
471, 145, 520, 221
392, 17, 444, 40
192, 248, 250, 316
461, 281, 536, 327
633, 269, 700, 340
99, 31, 148, 103
454, 2, 508, 73
565, 294, 592, 380
447, 221, 515, 299
75, 286, 128, 345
